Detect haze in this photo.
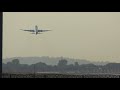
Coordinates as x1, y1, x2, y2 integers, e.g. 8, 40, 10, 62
3, 12, 120, 62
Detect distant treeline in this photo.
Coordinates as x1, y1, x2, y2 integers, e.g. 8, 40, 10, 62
2, 59, 120, 74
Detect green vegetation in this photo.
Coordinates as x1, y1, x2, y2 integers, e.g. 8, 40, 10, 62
2, 59, 120, 74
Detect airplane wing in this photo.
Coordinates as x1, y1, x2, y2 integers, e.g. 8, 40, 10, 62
38, 30, 51, 32
21, 29, 35, 32
23, 30, 35, 32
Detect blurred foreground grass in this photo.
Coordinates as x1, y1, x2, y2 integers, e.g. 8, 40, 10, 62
2, 73, 120, 78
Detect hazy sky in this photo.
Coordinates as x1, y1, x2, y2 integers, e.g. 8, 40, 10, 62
3, 12, 120, 62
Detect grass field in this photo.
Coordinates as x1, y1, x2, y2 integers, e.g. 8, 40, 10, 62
2, 73, 120, 78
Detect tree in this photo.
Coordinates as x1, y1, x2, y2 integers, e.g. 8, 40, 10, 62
34, 62, 48, 72
74, 62, 79, 66
57, 59, 68, 67
12, 59, 20, 65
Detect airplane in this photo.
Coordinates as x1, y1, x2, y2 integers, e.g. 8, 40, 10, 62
20, 25, 51, 35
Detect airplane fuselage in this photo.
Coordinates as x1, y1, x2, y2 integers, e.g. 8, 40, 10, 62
35, 25, 38, 35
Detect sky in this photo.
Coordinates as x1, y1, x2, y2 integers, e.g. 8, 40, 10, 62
3, 12, 120, 62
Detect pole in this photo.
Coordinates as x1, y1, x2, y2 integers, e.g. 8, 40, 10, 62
0, 12, 2, 78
